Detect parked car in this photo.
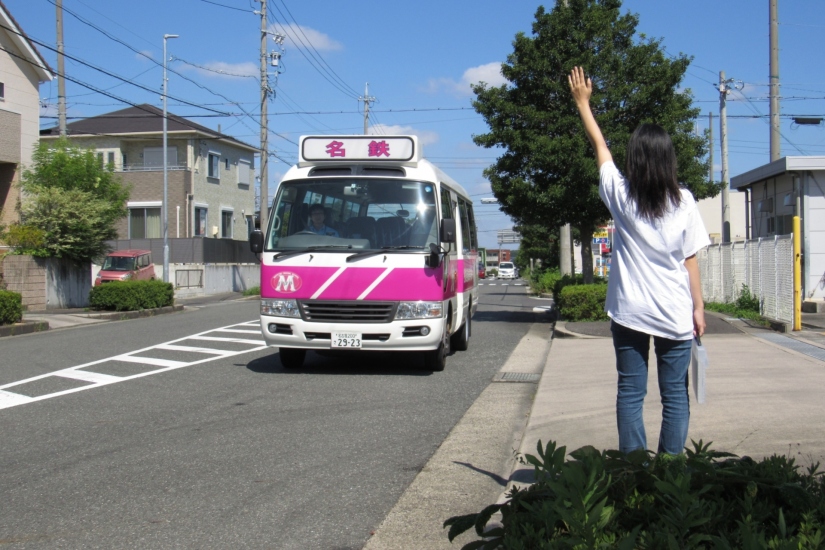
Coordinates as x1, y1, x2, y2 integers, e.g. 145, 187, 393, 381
478, 262, 486, 279
94, 249, 155, 286
497, 261, 518, 280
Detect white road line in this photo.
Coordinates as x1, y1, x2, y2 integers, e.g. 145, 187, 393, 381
0, 321, 269, 411
212, 328, 261, 334
55, 369, 122, 385
155, 344, 233, 355
0, 389, 33, 408
114, 355, 189, 369
190, 336, 266, 345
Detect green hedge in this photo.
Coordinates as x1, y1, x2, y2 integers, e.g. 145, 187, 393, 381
0, 290, 23, 325
89, 280, 174, 311
558, 283, 609, 321
446, 440, 825, 549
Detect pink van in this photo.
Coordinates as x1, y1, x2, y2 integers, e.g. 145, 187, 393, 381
94, 249, 155, 286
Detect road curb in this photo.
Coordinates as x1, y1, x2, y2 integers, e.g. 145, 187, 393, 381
85, 304, 185, 321
0, 320, 50, 338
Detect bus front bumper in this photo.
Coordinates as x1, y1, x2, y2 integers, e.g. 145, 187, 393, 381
258, 316, 445, 351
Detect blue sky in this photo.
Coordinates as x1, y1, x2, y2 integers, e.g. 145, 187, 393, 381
5, 0, 824, 249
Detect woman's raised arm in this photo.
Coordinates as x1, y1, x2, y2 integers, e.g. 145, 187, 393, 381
568, 66, 613, 168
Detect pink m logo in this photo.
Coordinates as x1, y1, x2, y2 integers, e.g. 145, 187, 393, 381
271, 272, 302, 293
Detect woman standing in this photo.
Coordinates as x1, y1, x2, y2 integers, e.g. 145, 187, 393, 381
568, 66, 710, 455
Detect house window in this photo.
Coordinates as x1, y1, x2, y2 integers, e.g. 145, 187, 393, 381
96, 150, 117, 169
225, 158, 230, 170
238, 160, 251, 186
129, 207, 161, 238
0, 82, 4, 100
143, 147, 177, 168
221, 210, 233, 238
208, 153, 220, 179
194, 207, 208, 237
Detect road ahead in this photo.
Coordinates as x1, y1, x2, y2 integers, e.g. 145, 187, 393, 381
0, 279, 547, 549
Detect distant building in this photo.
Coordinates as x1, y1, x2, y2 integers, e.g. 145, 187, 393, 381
696, 189, 747, 243
0, 0, 53, 239
40, 104, 258, 241
486, 248, 512, 266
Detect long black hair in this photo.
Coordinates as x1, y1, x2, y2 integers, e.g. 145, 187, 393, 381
625, 123, 682, 221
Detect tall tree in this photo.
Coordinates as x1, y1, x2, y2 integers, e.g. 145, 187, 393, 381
472, 0, 718, 282
16, 138, 130, 263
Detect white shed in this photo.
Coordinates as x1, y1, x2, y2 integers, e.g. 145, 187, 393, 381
731, 156, 825, 305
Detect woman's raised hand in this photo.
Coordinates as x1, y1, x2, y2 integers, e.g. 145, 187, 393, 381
568, 66, 592, 105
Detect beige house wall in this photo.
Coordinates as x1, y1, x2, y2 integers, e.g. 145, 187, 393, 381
0, 25, 45, 232
697, 189, 748, 243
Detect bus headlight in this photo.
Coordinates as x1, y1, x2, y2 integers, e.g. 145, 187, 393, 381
261, 299, 300, 318
395, 301, 443, 320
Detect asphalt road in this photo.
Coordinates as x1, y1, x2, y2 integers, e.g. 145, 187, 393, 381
0, 278, 540, 549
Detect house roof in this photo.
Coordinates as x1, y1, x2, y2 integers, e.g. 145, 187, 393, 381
0, 0, 54, 82
731, 156, 825, 190
40, 104, 258, 152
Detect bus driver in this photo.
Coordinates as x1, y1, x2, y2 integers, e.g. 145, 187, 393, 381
306, 203, 340, 237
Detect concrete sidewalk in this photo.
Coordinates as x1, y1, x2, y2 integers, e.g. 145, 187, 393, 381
510, 311, 825, 493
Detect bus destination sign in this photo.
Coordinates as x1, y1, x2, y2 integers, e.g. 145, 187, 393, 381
301, 136, 417, 162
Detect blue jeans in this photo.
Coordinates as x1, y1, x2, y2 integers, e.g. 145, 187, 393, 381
611, 321, 692, 455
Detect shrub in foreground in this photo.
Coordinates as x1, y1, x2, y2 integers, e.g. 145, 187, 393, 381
0, 290, 23, 325
558, 283, 609, 321
445, 440, 825, 549
89, 280, 173, 311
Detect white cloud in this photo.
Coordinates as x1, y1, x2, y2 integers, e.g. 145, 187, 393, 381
368, 124, 439, 146
269, 23, 342, 52
425, 62, 507, 97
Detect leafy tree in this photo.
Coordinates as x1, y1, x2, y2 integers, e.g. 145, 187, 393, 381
513, 224, 558, 273
15, 138, 129, 263
472, 0, 719, 282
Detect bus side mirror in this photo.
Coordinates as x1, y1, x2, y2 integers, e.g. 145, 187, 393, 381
440, 218, 456, 244
249, 230, 264, 254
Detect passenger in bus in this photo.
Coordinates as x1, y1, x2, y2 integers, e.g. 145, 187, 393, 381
306, 203, 340, 237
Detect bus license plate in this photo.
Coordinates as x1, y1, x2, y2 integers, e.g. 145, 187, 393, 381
332, 333, 362, 348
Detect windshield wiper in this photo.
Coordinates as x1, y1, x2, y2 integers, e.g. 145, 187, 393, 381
346, 245, 425, 263
272, 245, 353, 261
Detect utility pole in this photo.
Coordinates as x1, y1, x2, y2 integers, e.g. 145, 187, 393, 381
559, 224, 572, 276
162, 33, 178, 284
359, 83, 376, 135
56, 0, 66, 137
258, 0, 269, 232
716, 72, 741, 244
708, 111, 714, 186
769, 0, 781, 161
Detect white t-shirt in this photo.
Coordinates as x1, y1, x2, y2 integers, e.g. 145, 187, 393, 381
599, 161, 710, 340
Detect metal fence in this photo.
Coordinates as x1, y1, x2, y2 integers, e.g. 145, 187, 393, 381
698, 234, 794, 324
106, 238, 257, 264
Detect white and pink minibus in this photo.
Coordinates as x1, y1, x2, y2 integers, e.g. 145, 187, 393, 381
250, 135, 478, 371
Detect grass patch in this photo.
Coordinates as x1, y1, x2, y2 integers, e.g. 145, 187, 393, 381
242, 285, 260, 296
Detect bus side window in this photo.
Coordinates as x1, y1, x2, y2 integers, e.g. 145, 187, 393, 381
440, 186, 454, 247
467, 202, 478, 250
458, 199, 471, 254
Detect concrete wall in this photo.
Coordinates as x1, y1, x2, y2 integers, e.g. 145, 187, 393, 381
697, 188, 747, 243
3, 255, 90, 310
804, 171, 825, 300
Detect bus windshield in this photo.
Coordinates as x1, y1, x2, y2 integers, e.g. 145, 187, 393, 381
265, 178, 439, 252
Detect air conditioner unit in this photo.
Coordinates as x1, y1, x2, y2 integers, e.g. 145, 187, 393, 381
783, 193, 795, 207
757, 198, 773, 213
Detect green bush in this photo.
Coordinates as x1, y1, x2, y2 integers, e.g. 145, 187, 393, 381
530, 268, 562, 295
552, 273, 607, 299
0, 290, 23, 325
558, 283, 609, 321
445, 440, 825, 549
89, 280, 174, 311
705, 284, 768, 326
242, 285, 260, 296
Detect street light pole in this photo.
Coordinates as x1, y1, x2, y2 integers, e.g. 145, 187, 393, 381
162, 33, 178, 284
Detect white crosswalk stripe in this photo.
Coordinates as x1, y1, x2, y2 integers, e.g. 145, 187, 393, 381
0, 321, 267, 411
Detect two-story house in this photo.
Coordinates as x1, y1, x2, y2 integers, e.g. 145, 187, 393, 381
40, 104, 257, 242
0, 0, 53, 238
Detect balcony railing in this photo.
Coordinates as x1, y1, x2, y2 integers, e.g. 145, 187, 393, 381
120, 163, 189, 172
